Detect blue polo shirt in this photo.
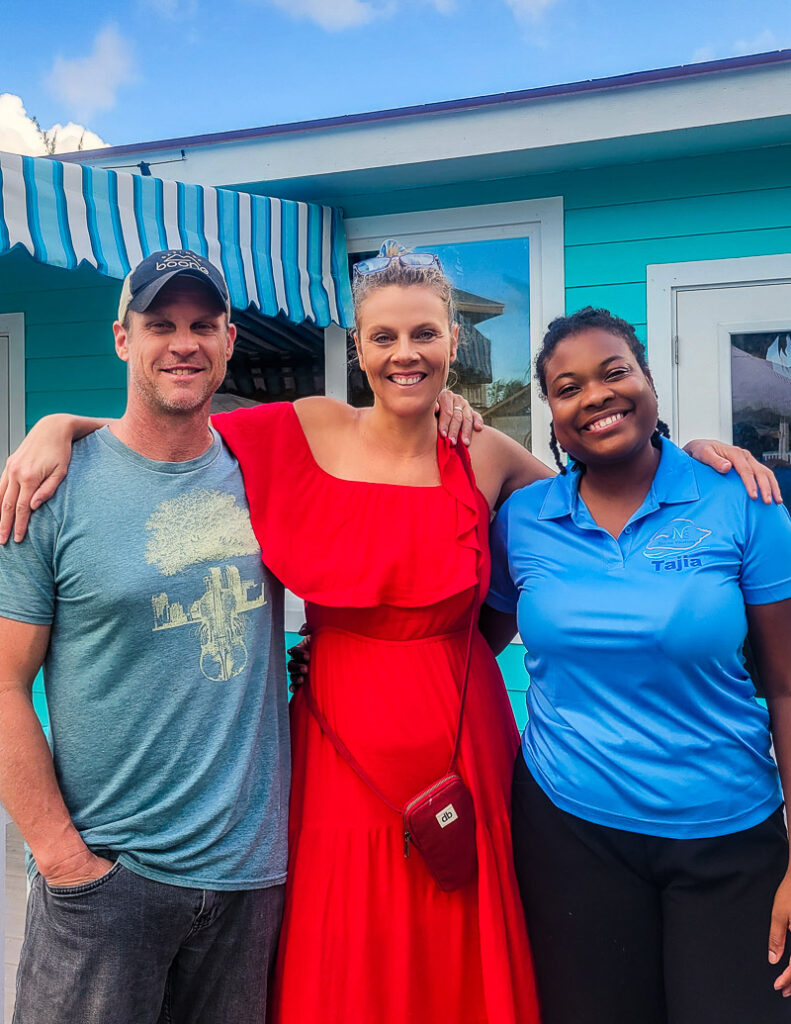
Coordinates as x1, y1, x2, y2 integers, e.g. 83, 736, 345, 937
488, 439, 791, 838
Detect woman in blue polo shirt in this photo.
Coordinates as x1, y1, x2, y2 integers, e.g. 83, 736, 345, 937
484, 307, 791, 1024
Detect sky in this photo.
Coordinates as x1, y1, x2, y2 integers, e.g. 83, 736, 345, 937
1, 0, 790, 154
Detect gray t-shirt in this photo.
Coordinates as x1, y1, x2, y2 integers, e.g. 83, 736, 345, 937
0, 427, 289, 890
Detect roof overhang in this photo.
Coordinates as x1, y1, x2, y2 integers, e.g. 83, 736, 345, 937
60, 51, 791, 205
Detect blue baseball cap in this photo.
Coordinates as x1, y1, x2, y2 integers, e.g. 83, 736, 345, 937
117, 250, 231, 321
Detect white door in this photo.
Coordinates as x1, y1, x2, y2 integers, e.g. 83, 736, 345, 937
0, 334, 9, 464
675, 283, 791, 450
0, 314, 25, 468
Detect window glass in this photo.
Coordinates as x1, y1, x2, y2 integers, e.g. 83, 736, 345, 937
731, 331, 791, 504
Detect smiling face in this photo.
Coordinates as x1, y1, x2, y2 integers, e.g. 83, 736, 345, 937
113, 277, 236, 417
354, 284, 458, 416
544, 327, 659, 467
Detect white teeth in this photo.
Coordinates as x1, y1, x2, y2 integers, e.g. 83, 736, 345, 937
166, 368, 199, 375
390, 375, 424, 386
585, 412, 625, 432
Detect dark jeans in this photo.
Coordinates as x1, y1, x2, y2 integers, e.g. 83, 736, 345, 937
13, 861, 285, 1024
512, 753, 791, 1024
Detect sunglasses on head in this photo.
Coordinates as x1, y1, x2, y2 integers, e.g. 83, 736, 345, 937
353, 252, 441, 276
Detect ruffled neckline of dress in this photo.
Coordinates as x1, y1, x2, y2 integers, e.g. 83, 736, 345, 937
212, 402, 487, 609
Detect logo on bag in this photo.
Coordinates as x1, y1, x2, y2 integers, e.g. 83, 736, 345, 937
436, 803, 458, 829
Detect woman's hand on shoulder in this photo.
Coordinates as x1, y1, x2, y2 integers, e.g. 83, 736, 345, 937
435, 390, 484, 447
468, 426, 554, 512
683, 438, 781, 504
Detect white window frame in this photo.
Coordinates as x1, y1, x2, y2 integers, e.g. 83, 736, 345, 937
323, 323, 348, 401
342, 198, 566, 466
646, 254, 791, 441
0, 313, 25, 464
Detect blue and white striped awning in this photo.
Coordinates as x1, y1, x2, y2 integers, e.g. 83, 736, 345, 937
0, 151, 353, 328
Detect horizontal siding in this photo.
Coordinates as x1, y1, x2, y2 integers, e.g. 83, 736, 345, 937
0, 249, 125, 429
564, 187, 791, 245
566, 227, 791, 287
25, 355, 126, 394
564, 282, 647, 325
19, 288, 121, 325
0, 251, 120, 293
25, 322, 118, 360
336, 145, 791, 218
25, 389, 127, 425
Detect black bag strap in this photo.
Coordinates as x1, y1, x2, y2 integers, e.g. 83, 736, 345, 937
301, 443, 482, 814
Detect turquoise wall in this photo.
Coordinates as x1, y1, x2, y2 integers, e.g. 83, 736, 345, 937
0, 248, 126, 430
0, 250, 125, 723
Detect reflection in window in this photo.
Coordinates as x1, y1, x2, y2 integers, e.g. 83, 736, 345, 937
348, 238, 532, 448
731, 331, 791, 504
212, 310, 325, 413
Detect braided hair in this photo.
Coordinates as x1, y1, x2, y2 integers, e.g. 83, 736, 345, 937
534, 307, 670, 474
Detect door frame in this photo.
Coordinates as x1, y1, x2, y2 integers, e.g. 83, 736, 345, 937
646, 254, 791, 440
0, 312, 25, 463
343, 198, 566, 466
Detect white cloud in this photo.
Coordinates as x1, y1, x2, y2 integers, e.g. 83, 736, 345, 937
502, 0, 559, 20
260, 0, 454, 31
692, 28, 787, 64
733, 29, 782, 54
0, 93, 108, 156
266, 0, 377, 30
140, 0, 199, 18
45, 24, 135, 120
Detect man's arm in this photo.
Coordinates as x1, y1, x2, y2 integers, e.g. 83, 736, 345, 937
0, 616, 113, 886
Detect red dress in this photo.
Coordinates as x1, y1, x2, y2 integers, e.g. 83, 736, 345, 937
214, 403, 540, 1024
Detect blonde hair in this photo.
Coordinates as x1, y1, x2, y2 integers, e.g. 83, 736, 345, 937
352, 240, 456, 332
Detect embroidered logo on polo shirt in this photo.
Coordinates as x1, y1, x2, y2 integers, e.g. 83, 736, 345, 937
643, 517, 711, 572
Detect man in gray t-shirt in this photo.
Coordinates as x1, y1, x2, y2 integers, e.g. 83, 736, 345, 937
0, 251, 289, 1024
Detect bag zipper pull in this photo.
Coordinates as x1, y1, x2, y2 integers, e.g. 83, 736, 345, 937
403, 830, 411, 858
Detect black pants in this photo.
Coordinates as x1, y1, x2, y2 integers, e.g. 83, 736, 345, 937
512, 753, 791, 1024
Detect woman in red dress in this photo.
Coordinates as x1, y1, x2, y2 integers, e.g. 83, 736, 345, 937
214, 246, 549, 1023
